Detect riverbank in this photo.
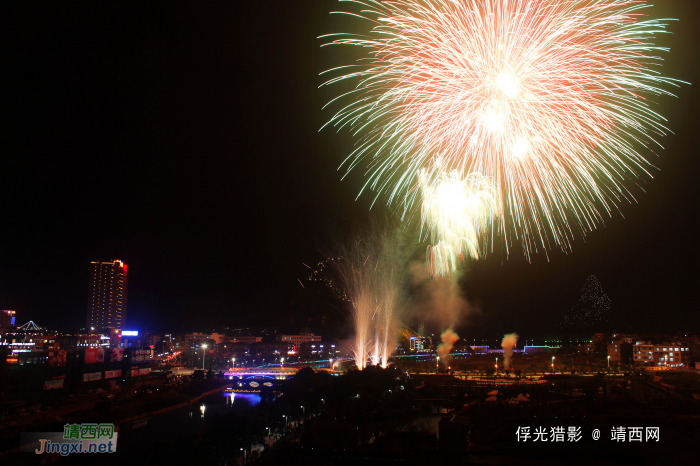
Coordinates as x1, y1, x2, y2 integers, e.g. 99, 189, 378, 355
114, 382, 228, 426
0, 378, 229, 459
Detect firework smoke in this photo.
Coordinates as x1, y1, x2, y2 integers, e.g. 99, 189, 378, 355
323, 0, 685, 258
501, 333, 518, 370
408, 262, 480, 367
408, 262, 472, 332
437, 329, 459, 367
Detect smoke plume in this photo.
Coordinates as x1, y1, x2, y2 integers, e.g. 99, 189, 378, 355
501, 333, 518, 370
407, 260, 482, 369
408, 262, 473, 330
437, 329, 459, 366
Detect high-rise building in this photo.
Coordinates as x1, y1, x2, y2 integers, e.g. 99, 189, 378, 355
87, 260, 128, 331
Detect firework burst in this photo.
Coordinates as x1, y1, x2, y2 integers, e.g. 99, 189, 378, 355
322, 0, 684, 259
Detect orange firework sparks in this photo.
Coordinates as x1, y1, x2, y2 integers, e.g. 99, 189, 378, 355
322, 0, 685, 262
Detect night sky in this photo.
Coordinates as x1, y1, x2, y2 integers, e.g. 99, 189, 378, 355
2, 1, 698, 338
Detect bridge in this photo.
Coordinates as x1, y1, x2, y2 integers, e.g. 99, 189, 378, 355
223, 369, 296, 393
223, 366, 339, 380
223, 368, 300, 380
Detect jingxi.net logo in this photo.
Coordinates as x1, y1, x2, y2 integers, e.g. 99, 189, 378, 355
21, 423, 117, 456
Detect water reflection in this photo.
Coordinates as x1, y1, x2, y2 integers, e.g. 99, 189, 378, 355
224, 392, 261, 406
116, 391, 263, 457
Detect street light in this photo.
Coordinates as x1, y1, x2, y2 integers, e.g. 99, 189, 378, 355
551, 356, 555, 372
231, 357, 235, 369
240, 448, 246, 465
321, 398, 325, 409
436, 355, 440, 373
329, 358, 333, 369
201, 344, 208, 370
607, 355, 610, 368
281, 357, 285, 366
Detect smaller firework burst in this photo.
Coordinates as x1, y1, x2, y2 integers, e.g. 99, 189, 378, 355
420, 168, 498, 277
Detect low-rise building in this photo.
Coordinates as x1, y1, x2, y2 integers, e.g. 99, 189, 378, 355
248, 341, 293, 358
523, 346, 553, 354
575, 342, 596, 354
1, 326, 60, 352
410, 336, 429, 352
185, 332, 223, 344
299, 341, 338, 359
226, 336, 262, 345
607, 335, 635, 364
336, 339, 354, 359
56, 334, 106, 349
633, 340, 692, 368
277, 333, 321, 345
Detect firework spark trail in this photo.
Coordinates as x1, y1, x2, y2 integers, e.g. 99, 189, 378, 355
322, 0, 684, 258
377, 265, 399, 368
353, 291, 375, 370
333, 230, 405, 369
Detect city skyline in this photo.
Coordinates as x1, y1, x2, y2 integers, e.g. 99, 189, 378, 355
0, 1, 697, 337
0, 3, 698, 463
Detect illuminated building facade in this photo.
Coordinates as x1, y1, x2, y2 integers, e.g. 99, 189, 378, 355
410, 336, 428, 351
276, 334, 321, 345
633, 340, 691, 368
86, 260, 128, 331
229, 336, 262, 345
0, 310, 16, 330
300, 341, 337, 358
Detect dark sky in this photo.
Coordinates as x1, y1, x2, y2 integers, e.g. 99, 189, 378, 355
2, 1, 698, 338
